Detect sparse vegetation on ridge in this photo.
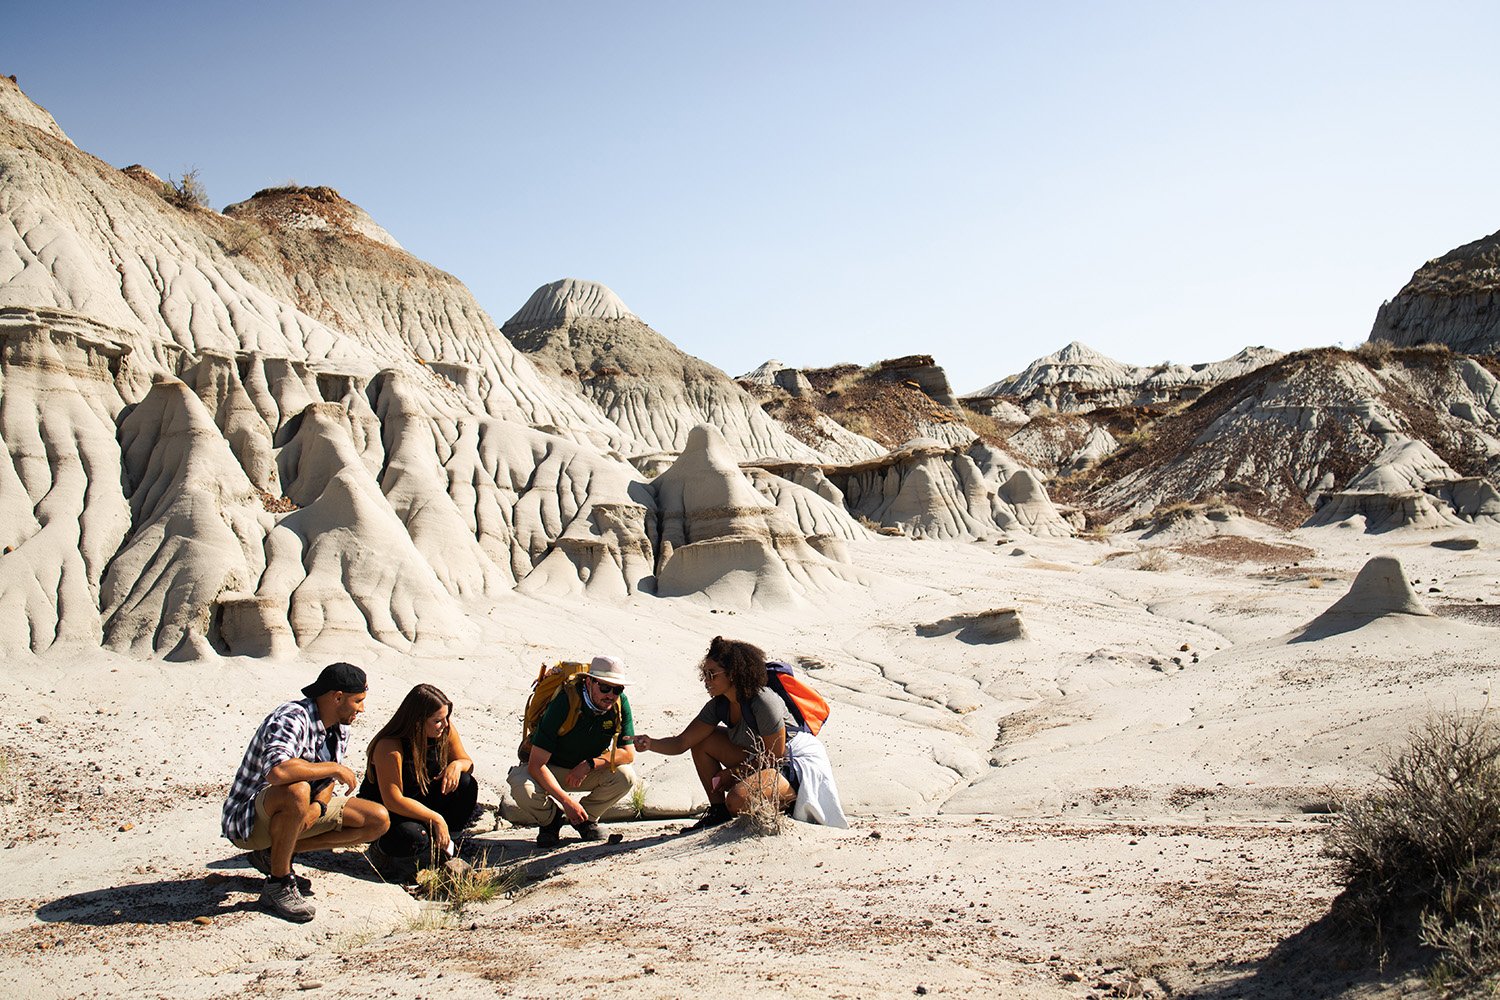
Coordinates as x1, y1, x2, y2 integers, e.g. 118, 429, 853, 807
164, 168, 209, 210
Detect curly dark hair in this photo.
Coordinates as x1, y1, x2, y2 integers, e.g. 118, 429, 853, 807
366, 683, 452, 795
703, 636, 767, 704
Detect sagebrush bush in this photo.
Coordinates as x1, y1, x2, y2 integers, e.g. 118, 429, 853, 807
1325, 710, 1500, 983
164, 168, 209, 210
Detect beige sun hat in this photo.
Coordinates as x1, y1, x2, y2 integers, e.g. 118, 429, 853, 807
588, 655, 632, 686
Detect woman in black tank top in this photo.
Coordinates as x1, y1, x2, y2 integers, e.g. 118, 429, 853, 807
359, 684, 478, 881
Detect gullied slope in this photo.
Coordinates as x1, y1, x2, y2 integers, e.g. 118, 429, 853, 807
650, 425, 866, 605
968, 342, 1281, 414
0, 312, 131, 654
0, 101, 624, 451
0, 79, 1109, 657
826, 439, 1073, 540
1369, 228, 1500, 355
503, 281, 832, 463
1063, 347, 1500, 529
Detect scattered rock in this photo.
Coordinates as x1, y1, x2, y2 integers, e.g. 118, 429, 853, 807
118, 822, 134, 832
192, 916, 212, 925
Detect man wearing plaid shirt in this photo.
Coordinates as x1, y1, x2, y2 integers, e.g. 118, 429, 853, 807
222, 663, 390, 922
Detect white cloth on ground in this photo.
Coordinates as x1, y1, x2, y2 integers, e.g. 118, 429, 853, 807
785, 729, 848, 828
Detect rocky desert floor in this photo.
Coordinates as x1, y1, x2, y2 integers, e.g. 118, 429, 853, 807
3, 520, 1496, 998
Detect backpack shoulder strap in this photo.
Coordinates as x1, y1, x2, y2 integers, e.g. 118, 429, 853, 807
557, 677, 585, 736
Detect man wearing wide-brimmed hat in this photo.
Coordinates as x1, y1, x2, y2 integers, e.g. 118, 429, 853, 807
508, 655, 637, 846
221, 663, 391, 922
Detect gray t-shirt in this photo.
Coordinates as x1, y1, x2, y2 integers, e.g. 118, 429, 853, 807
694, 688, 787, 752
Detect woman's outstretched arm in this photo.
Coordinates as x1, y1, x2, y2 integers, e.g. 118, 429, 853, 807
635, 719, 717, 756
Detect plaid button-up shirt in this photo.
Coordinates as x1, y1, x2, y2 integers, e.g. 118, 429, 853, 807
221, 697, 349, 842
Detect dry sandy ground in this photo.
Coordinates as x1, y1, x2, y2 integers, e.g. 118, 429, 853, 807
3, 520, 1497, 998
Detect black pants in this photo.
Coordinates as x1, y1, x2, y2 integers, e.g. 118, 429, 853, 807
376, 771, 479, 861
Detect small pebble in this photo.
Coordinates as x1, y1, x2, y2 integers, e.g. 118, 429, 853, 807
193, 916, 212, 926
297, 981, 322, 991
118, 822, 134, 832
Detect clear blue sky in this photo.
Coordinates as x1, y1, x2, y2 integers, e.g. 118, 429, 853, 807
9, 2, 1499, 392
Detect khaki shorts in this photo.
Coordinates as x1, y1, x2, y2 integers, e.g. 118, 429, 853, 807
230, 787, 349, 851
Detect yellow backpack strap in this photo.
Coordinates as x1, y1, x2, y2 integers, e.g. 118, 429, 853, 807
557, 676, 584, 736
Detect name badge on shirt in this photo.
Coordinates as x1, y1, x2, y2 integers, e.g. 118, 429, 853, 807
602, 720, 614, 730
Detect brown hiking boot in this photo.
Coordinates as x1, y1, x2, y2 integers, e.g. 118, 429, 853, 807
536, 811, 564, 847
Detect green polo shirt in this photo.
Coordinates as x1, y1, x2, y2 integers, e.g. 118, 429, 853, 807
530, 689, 634, 769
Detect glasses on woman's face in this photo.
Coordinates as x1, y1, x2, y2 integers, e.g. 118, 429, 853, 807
700, 669, 722, 683
593, 681, 624, 697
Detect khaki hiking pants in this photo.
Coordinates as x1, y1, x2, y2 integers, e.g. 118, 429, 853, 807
506, 762, 636, 825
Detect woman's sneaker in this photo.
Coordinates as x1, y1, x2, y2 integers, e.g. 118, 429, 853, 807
683, 803, 733, 832
261, 875, 315, 923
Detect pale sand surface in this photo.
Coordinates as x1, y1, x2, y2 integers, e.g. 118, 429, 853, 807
3, 523, 1497, 998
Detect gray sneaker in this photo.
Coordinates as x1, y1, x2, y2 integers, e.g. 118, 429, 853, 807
246, 850, 312, 895
261, 876, 315, 923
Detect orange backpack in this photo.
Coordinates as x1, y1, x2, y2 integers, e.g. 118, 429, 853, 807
766, 660, 829, 736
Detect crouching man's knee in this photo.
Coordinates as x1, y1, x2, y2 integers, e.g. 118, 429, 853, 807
340, 798, 390, 842
589, 763, 636, 805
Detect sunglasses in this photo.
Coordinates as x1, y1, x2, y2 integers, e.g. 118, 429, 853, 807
593, 681, 624, 696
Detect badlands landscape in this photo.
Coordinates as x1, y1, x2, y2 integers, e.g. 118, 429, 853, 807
2, 73, 1500, 998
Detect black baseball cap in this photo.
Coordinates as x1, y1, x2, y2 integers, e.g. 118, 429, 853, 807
301, 662, 368, 699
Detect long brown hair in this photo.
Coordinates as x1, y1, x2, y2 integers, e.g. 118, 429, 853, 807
366, 683, 452, 795
704, 636, 767, 705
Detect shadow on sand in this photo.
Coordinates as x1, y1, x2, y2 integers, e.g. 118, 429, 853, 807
35, 848, 389, 926
36, 823, 695, 926
36, 872, 264, 926
1176, 906, 1428, 999
468, 824, 682, 884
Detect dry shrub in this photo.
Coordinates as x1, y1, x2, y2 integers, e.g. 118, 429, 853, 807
164, 168, 209, 210
738, 736, 785, 837
1325, 710, 1500, 985
1308, 577, 1324, 589
1134, 548, 1170, 572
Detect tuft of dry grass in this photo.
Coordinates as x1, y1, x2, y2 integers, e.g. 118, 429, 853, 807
413, 851, 521, 914
630, 780, 649, 819
0, 749, 19, 805
1307, 577, 1324, 589
1134, 548, 1170, 572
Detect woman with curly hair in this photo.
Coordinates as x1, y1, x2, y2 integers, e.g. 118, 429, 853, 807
635, 636, 845, 831
358, 684, 478, 880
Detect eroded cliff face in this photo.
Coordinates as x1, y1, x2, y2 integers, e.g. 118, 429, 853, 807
0, 79, 1082, 657
1369, 228, 1500, 355
1060, 347, 1500, 530
503, 281, 837, 465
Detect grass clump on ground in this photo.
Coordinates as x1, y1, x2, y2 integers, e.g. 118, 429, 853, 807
413, 851, 520, 915
1325, 709, 1500, 988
